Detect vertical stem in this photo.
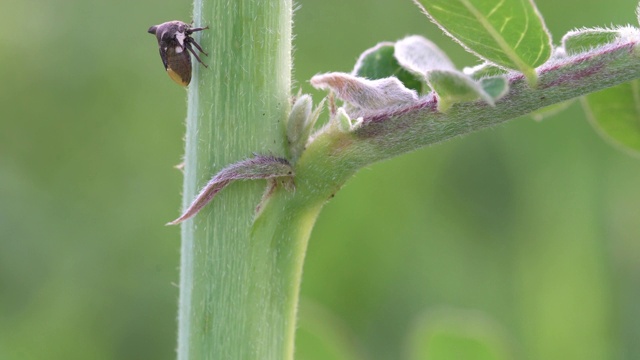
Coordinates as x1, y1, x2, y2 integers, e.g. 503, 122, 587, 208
178, 0, 292, 359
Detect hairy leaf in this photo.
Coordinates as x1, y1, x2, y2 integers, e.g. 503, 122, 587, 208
394, 35, 456, 74
394, 35, 506, 111
562, 28, 620, 56
310, 72, 418, 110
479, 76, 509, 100
562, 26, 640, 56
287, 95, 324, 162
353, 42, 423, 92
414, 0, 552, 86
463, 62, 508, 80
427, 70, 495, 112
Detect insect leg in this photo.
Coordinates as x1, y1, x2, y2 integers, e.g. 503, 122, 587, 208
189, 26, 209, 33
186, 43, 208, 67
188, 38, 209, 57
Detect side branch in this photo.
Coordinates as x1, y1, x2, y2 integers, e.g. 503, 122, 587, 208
349, 42, 640, 160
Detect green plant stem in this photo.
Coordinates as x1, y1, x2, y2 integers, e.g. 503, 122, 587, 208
252, 42, 640, 359
176, 1, 640, 355
310, 41, 640, 175
177, 0, 292, 359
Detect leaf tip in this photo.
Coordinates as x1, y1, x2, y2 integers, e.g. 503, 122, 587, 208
166, 217, 185, 226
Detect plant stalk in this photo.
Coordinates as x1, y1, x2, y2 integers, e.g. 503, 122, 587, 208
177, 0, 292, 359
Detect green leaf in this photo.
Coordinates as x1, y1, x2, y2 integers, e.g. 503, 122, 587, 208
393, 35, 505, 112
427, 70, 495, 112
414, 0, 552, 86
334, 108, 359, 133
464, 62, 508, 80
562, 26, 640, 56
479, 76, 508, 101
582, 80, 640, 156
353, 42, 423, 92
394, 35, 456, 74
310, 72, 418, 110
287, 95, 324, 162
562, 28, 621, 56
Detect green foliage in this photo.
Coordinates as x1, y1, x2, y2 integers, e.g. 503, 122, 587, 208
393, 35, 507, 111
353, 43, 424, 93
478, 76, 509, 100
562, 28, 620, 55
414, 0, 552, 85
464, 63, 508, 80
426, 70, 493, 112
309, 2, 640, 161
287, 95, 325, 163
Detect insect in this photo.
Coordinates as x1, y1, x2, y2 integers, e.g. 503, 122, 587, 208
148, 21, 209, 86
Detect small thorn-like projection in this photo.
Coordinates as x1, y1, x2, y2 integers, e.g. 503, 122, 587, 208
168, 155, 294, 225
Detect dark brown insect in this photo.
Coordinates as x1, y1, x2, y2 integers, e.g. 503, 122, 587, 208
148, 21, 209, 86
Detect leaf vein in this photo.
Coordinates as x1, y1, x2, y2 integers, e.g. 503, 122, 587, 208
513, 0, 529, 50
487, 0, 506, 18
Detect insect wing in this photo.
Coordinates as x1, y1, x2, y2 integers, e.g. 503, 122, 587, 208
165, 45, 192, 86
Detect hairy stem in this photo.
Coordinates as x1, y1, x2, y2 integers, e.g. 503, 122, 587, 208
177, 0, 292, 359
257, 42, 640, 241
315, 41, 640, 174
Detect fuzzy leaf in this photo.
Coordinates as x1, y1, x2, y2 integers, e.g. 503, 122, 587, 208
562, 26, 640, 57
582, 80, 640, 156
562, 28, 621, 56
287, 95, 324, 162
353, 42, 423, 92
414, 0, 552, 86
329, 108, 363, 133
393, 35, 503, 111
463, 63, 508, 80
287, 95, 312, 145
479, 76, 508, 101
394, 35, 456, 74
310, 72, 418, 110
427, 70, 495, 112
335, 108, 354, 133
168, 155, 294, 225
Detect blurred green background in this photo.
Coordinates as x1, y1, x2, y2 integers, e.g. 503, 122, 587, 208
1, 0, 639, 359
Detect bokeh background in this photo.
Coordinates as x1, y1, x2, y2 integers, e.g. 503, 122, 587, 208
1, 0, 639, 359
